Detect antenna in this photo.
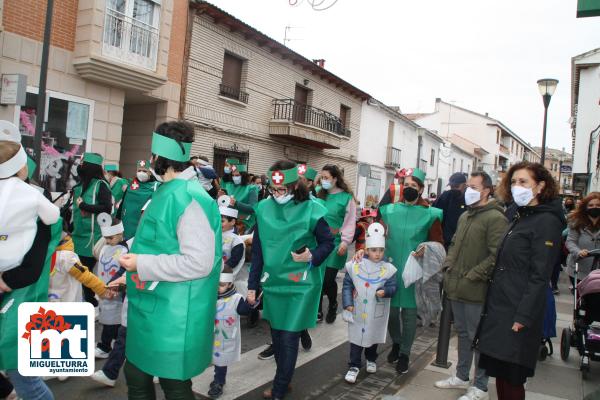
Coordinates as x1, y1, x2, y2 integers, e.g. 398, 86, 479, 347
283, 25, 303, 46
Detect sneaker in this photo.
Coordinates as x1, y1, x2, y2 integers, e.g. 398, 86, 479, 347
90, 370, 116, 387
434, 375, 470, 389
345, 367, 360, 383
95, 347, 110, 359
553, 287, 560, 295
326, 302, 338, 324
317, 311, 324, 323
458, 387, 489, 400
300, 330, 312, 351
153, 376, 159, 383
396, 353, 409, 374
258, 344, 275, 360
366, 361, 377, 373
207, 381, 224, 399
387, 343, 400, 363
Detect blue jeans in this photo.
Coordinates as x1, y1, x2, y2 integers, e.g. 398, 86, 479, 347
6, 370, 54, 400
349, 343, 378, 368
103, 325, 127, 380
213, 366, 227, 385
271, 329, 301, 398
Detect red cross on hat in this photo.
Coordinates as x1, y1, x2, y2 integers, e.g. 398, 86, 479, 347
139, 160, 146, 167
297, 164, 307, 175
131, 181, 140, 190
272, 170, 284, 184
231, 164, 238, 172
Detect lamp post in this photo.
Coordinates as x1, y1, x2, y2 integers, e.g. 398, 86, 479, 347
537, 78, 559, 165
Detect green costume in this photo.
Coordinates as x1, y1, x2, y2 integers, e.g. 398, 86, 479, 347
379, 202, 442, 308
221, 181, 258, 230
321, 191, 352, 270
110, 177, 129, 208
72, 179, 109, 257
126, 178, 222, 380
257, 197, 328, 332
120, 179, 160, 240
0, 220, 62, 369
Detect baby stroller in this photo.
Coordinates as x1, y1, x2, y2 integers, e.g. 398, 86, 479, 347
560, 249, 600, 379
539, 285, 556, 361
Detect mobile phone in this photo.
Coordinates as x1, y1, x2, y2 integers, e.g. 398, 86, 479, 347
295, 245, 307, 254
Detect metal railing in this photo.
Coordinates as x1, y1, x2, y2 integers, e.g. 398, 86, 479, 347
272, 99, 351, 137
219, 84, 249, 104
103, 8, 159, 70
385, 146, 401, 167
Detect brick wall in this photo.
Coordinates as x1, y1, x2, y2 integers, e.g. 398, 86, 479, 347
167, 0, 188, 84
2, 0, 77, 51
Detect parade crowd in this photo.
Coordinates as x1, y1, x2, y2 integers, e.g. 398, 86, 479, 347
0, 119, 592, 400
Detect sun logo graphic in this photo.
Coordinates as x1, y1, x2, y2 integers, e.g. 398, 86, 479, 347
18, 302, 94, 376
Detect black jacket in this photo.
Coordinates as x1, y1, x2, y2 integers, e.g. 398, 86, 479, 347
433, 189, 467, 248
476, 198, 566, 370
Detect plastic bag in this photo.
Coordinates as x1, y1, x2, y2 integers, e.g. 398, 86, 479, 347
342, 309, 355, 323
402, 254, 423, 288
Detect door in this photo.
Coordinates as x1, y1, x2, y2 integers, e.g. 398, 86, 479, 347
294, 85, 309, 123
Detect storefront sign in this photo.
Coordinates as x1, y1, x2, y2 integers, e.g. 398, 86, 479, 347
560, 165, 572, 174
66, 102, 89, 140
0, 74, 26, 105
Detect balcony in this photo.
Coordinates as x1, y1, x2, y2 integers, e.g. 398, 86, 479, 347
499, 144, 510, 156
219, 84, 249, 104
269, 99, 350, 149
385, 147, 401, 168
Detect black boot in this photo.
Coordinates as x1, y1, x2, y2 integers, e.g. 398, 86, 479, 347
325, 301, 338, 324
300, 330, 312, 351
396, 353, 409, 374
387, 343, 400, 363
208, 381, 224, 399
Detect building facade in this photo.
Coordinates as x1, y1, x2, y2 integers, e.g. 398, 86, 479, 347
534, 147, 573, 195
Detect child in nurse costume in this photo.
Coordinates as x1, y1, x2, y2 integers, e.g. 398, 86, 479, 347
342, 223, 397, 384
208, 268, 258, 399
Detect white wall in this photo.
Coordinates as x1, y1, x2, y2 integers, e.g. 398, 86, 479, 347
573, 66, 600, 185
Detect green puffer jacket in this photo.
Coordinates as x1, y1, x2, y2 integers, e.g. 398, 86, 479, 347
443, 199, 508, 304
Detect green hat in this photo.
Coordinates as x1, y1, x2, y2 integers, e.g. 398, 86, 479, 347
26, 156, 36, 180
104, 164, 118, 172
137, 159, 151, 169
297, 164, 317, 181
268, 166, 298, 185
151, 132, 192, 162
231, 164, 247, 173
226, 158, 240, 165
405, 167, 426, 183
83, 152, 103, 166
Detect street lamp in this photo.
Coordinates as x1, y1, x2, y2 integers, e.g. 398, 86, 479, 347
537, 78, 559, 165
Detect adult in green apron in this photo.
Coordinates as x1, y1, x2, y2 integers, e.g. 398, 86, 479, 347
0, 219, 62, 400
297, 163, 318, 198
72, 152, 112, 306
116, 159, 159, 240
316, 164, 356, 324
377, 168, 443, 375
118, 121, 221, 400
221, 163, 258, 232
247, 160, 334, 400
104, 164, 129, 214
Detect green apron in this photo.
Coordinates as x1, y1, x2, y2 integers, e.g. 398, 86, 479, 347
72, 179, 108, 257
121, 179, 159, 240
110, 177, 129, 207
126, 178, 222, 380
0, 219, 62, 369
257, 198, 328, 332
380, 202, 442, 308
222, 181, 258, 230
321, 191, 352, 270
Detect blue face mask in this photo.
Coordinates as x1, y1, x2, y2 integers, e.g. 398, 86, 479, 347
232, 175, 242, 185
224, 166, 231, 174
321, 179, 332, 190
274, 193, 294, 205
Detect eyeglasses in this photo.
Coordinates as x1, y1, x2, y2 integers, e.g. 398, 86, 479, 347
268, 187, 289, 196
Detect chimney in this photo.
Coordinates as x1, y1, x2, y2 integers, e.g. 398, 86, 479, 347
312, 59, 325, 68
485, 112, 488, 117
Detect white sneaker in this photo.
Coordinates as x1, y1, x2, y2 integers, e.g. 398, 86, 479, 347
366, 361, 377, 373
458, 387, 489, 400
95, 347, 110, 359
153, 376, 159, 384
434, 375, 470, 389
91, 370, 116, 387
345, 367, 359, 384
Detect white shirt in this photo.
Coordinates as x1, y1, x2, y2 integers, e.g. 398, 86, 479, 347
0, 177, 60, 271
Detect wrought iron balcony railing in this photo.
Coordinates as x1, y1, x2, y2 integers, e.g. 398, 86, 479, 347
219, 83, 249, 104
272, 99, 351, 137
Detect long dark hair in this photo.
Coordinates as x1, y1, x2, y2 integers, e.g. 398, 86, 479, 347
153, 121, 194, 176
79, 155, 106, 192
269, 160, 309, 203
570, 192, 600, 231
317, 164, 353, 200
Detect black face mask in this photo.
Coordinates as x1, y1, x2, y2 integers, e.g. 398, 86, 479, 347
76, 165, 84, 177
588, 208, 600, 218
403, 187, 420, 202
565, 203, 574, 211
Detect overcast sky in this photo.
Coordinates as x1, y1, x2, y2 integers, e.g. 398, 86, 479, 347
208, 0, 598, 153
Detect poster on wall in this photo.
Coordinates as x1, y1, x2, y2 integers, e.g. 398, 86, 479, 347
365, 177, 381, 208
66, 101, 89, 139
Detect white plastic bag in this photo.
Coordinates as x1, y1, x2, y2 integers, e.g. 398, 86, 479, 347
342, 309, 355, 323
402, 254, 423, 288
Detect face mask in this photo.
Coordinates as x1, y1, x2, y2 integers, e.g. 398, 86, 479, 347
232, 175, 242, 185
588, 208, 600, 218
321, 179, 332, 190
274, 193, 294, 205
224, 166, 231, 174
464, 187, 481, 206
150, 168, 164, 183
511, 185, 534, 207
136, 171, 149, 182
565, 203, 574, 211
403, 187, 419, 202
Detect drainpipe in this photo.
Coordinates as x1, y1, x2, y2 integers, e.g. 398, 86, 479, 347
417, 130, 423, 168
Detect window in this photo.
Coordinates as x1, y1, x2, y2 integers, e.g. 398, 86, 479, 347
340, 105, 350, 129
387, 147, 401, 167
511, 141, 515, 153
103, 0, 161, 70
293, 85, 310, 123
452, 158, 456, 172
494, 156, 498, 169
430, 149, 435, 166
387, 121, 394, 147
16, 89, 94, 193
460, 159, 464, 172
496, 130, 500, 144
220, 53, 248, 103
467, 164, 471, 172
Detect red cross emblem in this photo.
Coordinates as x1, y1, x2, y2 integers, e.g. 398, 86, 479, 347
405, 168, 414, 176
297, 164, 307, 175
131, 180, 140, 190
271, 171, 284, 184
139, 160, 146, 167
231, 165, 238, 172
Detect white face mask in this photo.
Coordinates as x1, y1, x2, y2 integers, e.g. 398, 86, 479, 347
274, 193, 294, 205
150, 168, 164, 183
464, 187, 481, 206
232, 175, 242, 185
224, 166, 231, 174
511, 185, 534, 207
321, 179, 332, 190
136, 171, 150, 182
